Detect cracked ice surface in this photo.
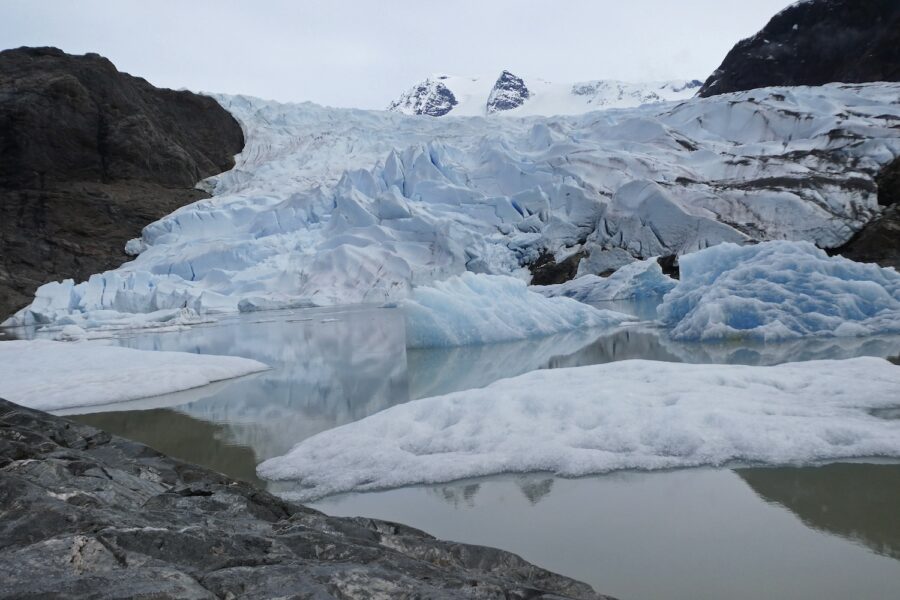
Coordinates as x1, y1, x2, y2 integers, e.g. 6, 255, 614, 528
6, 83, 900, 334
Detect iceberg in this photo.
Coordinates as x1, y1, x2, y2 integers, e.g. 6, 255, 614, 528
658, 241, 900, 341
401, 273, 633, 348
257, 357, 900, 501
0, 340, 269, 412
532, 257, 676, 303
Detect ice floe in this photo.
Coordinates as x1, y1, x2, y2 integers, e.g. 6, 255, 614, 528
257, 357, 900, 500
0, 340, 269, 411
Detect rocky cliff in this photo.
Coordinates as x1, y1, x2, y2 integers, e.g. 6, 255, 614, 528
698, 0, 900, 97
0, 47, 245, 319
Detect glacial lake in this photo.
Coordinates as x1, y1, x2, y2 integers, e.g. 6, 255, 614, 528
30, 305, 900, 600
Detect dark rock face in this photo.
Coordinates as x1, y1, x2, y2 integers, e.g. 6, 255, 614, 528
486, 71, 531, 114
0, 398, 612, 599
831, 156, 900, 268
529, 250, 586, 286
0, 47, 245, 319
698, 0, 900, 97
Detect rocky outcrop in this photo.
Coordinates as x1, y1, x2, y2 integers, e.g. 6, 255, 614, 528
0, 47, 245, 319
529, 250, 586, 285
698, 0, 900, 97
0, 397, 612, 599
486, 71, 530, 114
832, 156, 900, 268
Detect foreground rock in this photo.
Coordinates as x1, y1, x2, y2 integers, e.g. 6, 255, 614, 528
0, 47, 244, 319
699, 0, 900, 97
0, 398, 610, 599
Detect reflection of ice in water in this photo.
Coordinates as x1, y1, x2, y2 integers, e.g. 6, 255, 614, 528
117, 306, 410, 462
64, 302, 900, 480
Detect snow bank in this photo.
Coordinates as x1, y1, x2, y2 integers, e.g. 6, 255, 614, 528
0, 340, 269, 412
402, 273, 633, 348
533, 258, 676, 303
257, 357, 900, 500
658, 241, 900, 341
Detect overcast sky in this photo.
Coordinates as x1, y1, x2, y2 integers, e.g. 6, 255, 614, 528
2, 0, 794, 109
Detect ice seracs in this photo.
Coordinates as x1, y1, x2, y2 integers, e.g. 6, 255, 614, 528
402, 272, 633, 348
658, 241, 900, 341
0, 339, 269, 412
5, 83, 900, 334
257, 357, 900, 501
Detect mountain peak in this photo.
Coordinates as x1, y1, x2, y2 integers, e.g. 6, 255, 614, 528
388, 73, 700, 118
486, 70, 531, 114
387, 78, 458, 116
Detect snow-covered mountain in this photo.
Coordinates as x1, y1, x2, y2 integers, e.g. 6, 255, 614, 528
7, 82, 900, 331
388, 70, 702, 117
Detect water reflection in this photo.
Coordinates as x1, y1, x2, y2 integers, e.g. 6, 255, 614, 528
78, 407, 265, 486
65, 306, 900, 492
313, 467, 900, 600
737, 463, 900, 561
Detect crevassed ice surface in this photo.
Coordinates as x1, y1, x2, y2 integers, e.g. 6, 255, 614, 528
6, 83, 900, 329
257, 357, 900, 501
658, 241, 900, 341
532, 257, 677, 302
402, 272, 633, 348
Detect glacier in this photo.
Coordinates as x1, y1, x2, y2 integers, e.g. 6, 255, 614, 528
402, 272, 633, 348
4, 83, 900, 334
658, 241, 900, 341
256, 357, 900, 501
0, 339, 269, 411
532, 257, 677, 302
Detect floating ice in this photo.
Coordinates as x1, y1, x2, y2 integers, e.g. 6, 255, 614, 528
0, 340, 269, 411
257, 357, 900, 501
533, 258, 676, 303
402, 273, 633, 348
658, 241, 900, 341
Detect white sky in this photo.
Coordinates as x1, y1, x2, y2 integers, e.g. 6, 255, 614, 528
1, 0, 794, 109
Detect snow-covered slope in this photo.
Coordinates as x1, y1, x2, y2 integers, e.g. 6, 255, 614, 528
388, 70, 702, 117
5, 83, 900, 331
